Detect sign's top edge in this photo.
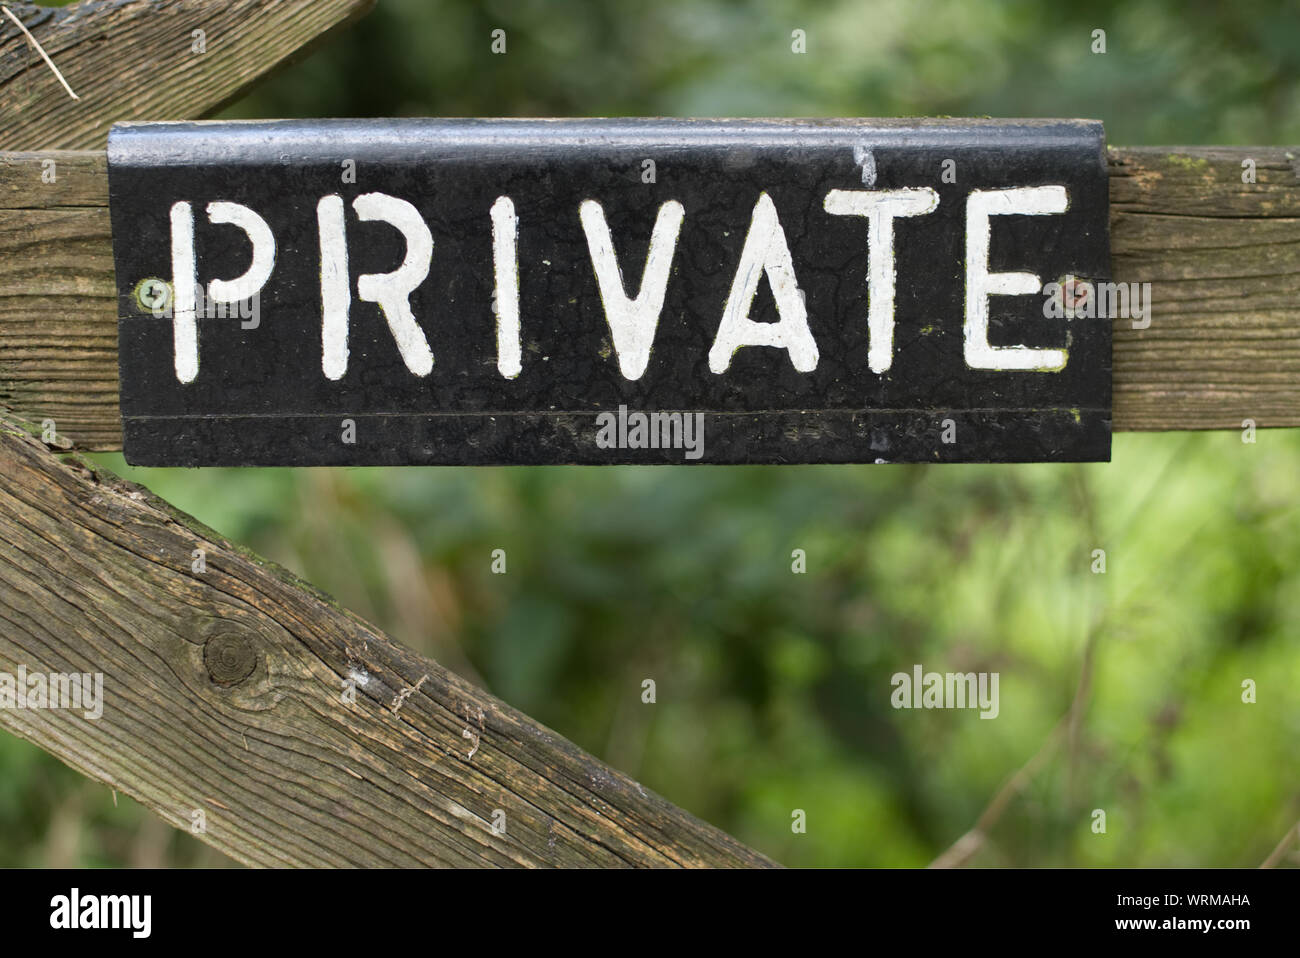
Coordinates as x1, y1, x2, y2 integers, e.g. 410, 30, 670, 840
109, 116, 1104, 126
107, 117, 1106, 167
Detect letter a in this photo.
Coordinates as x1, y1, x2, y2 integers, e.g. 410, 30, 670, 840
709, 193, 817, 374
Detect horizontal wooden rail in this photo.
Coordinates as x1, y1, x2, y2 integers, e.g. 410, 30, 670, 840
0, 407, 773, 867
1108, 147, 1300, 431
1, 146, 1297, 446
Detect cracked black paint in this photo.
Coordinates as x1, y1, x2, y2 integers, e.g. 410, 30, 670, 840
107, 118, 1111, 466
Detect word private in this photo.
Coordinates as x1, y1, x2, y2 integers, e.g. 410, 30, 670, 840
108, 118, 1111, 466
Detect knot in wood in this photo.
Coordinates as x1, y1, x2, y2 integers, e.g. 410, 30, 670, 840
203, 632, 257, 687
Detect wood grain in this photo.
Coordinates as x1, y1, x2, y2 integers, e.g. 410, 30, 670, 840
1108, 147, 1300, 431
1, 146, 1298, 447
0, 408, 775, 867
0, 152, 116, 448
1, 0, 376, 151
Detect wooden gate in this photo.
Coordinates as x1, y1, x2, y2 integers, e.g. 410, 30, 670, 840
1, 0, 1297, 867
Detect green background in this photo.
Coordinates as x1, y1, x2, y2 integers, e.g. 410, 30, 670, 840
2, 0, 1298, 867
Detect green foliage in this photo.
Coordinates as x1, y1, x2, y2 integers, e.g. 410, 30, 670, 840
4, 0, 1298, 866
225, 0, 1300, 146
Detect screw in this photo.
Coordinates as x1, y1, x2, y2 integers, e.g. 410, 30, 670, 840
1061, 274, 1091, 313
135, 277, 172, 314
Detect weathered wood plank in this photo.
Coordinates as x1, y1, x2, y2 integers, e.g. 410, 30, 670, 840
0, 152, 115, 447
0, 408, 775, 867
0, 146, 1298, 446
1108, 147, 1300, 431
1, 0, 376, 151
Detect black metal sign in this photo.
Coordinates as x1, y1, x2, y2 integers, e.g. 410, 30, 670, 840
107, 118, 1111, 465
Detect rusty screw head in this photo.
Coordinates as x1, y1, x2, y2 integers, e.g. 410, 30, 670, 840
1061, 275, 1091, 313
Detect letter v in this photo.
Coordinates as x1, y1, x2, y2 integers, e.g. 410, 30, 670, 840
580, 199, 684, 380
